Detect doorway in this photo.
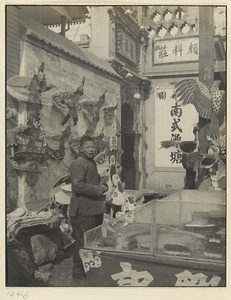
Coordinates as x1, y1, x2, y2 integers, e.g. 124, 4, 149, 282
121, 103, 138, 190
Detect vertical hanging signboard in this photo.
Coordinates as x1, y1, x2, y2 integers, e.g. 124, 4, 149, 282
154, 87, 198, 168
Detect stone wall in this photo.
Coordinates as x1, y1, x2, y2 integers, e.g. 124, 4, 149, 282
17, 41, 121, 208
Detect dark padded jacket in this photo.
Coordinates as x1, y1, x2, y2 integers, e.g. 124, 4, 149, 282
69, 153, 106, 217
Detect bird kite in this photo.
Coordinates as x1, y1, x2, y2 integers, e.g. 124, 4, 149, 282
173, 79, 223, 119
160, 140, 197, 154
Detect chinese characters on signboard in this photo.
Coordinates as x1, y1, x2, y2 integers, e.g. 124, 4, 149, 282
117, 28, 137, 64
153, 37, 199, 64
155, 87, 198, 168
170, 102, 183, 164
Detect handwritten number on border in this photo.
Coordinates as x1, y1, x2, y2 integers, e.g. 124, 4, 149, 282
6, 291, 28, 299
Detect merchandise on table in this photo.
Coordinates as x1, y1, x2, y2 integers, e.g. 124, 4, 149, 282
84, 190, 225, 263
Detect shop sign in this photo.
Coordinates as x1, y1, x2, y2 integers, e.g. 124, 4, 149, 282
111, 262, 154, 287
175, 270, 222, 286
153, 36, 199, 64
117, 28, 137, 63
154, 87, 198, 168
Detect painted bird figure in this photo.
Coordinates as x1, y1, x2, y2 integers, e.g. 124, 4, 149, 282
160, 140, 197, 154
173, 79, 223, 119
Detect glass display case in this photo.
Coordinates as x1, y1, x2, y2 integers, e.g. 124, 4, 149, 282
84, 190, 225, 264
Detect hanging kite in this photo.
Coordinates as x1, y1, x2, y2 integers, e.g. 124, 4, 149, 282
7, 62, 57, 186
28, 62, 47, 110
53, 76, 85, 126
173, 79, 224, 119
94, 135, 137, 218
160, 140, 197, 154
7, 63, 57, 105
61, 76, 85, 126
103, 101, 118, 127
82, 90, 107, 135
44, 126, 72, 160
160, 139, 224, 171
56, 125, 72, 159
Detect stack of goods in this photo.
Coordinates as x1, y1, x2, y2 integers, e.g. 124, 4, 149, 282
86, 218, 151, 252
203, 210, 225, 260
7, 203, 61, 243
163, 244, 191, 256
183, 210, 226, 260
204, 243, 224, 259
84, 196, 226, 262
157, 227, 206, 257
184, 212, 216, 233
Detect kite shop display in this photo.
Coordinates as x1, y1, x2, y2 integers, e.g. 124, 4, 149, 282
82, 190, 225, 287
6, 62, 113, 185
7, 63, 55, 186
48, 138, 226, 287
6, 62, 226, 287
77, 80, 226, 287
6, 61, 122, 286
6, 132, 155, 286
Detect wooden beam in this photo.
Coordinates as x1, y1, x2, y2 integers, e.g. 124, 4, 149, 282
198, 6, 218, 154
60, 15, 66, 37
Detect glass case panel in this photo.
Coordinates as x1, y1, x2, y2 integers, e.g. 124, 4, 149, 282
84, 201, 153, 254
84, 190, 225, 263
154, 190, 225, 262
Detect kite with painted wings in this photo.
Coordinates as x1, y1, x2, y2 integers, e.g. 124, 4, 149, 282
173, 79, 224, 119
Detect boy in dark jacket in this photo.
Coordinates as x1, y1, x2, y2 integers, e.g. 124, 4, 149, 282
69, 136, 108, 282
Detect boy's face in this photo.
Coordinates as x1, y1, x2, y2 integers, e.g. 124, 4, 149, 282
81, 141, 96, 159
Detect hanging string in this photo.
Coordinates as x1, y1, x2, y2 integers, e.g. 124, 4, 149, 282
72, 22, 81, 42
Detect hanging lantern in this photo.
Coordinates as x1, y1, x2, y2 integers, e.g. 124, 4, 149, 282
133, 86, 141, 100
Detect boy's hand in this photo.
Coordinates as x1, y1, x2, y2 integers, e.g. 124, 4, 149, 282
100, 183, 108, 193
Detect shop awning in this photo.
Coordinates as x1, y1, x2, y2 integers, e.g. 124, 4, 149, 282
20, 12, 122, 79
19, 5, 88, 26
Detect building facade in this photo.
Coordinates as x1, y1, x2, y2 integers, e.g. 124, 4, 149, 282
6, 6, 122, 211
80, 5, 226, 192
6, 5, 227, 211
142, 6, 226, 191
